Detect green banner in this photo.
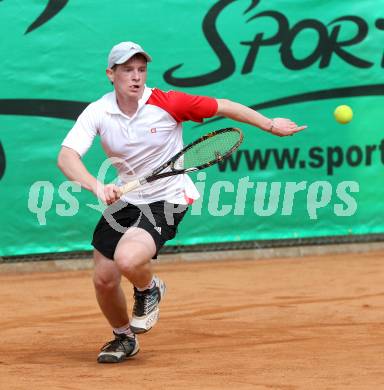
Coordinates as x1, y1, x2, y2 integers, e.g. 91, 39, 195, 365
1, 0, 383, 256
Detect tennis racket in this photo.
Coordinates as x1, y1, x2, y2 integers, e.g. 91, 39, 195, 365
119, 127, 243, 195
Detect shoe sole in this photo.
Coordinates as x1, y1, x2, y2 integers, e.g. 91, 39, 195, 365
97, 345, 140, 364
130, 307, 159, 334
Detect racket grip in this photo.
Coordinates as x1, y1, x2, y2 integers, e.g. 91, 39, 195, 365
119, 180, 140, 195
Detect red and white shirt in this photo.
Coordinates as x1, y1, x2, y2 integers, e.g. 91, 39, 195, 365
62, 86, 218, 204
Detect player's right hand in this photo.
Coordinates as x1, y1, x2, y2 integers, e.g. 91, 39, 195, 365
94, 183, 121, 205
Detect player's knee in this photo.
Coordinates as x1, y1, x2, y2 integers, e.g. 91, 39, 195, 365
114, 252, 146, 277
115, 257, 137, 277
93, 273, 120, 293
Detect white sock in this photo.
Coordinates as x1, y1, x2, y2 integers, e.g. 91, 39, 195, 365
113, 323, 135, 338
136, 277, 155, 292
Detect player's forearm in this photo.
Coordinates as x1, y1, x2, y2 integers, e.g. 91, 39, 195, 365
216, 98, 272, 132
57, 147, 99, 193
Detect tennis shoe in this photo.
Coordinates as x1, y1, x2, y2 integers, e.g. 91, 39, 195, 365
97, 332, 139, 363
130, 275, 166, 334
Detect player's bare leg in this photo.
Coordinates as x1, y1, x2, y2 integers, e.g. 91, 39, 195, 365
93, 249, 139, 363
114, 227, 166, 334
114, 227, 156, 288
93, 249, 128, 327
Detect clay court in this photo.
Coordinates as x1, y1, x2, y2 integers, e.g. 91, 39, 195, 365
1, 249, 383, 390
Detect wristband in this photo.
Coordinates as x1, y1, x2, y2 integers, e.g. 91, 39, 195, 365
269, 119, 275, 132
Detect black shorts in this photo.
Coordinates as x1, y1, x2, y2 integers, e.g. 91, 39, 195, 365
91, 200, 188, 260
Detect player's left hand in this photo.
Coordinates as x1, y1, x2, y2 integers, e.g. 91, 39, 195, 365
269, 118, 307, 137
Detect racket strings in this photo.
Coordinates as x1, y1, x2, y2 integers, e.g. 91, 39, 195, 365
176, 130, 241, 170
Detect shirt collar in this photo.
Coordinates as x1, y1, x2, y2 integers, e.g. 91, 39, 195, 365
106, 86, 153, 116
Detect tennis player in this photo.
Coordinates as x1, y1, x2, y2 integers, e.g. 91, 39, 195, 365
57, 41, 306, 363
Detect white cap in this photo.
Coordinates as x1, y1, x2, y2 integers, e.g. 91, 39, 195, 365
107, 41, 152, 68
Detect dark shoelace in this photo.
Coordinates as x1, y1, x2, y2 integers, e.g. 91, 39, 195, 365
133, 289, 148, 316
133, 287, 159, 316
100, 335, 133, 353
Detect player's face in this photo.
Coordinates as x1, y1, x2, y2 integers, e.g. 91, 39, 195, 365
107, 55, 147, 99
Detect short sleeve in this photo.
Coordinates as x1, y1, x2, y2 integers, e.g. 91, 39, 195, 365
147, 89, 218, 123
61, 103, 99, 157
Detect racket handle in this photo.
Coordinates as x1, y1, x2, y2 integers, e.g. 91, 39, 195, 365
119, 180, 140, 195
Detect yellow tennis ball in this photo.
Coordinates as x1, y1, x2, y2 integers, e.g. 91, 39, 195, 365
334, 105, 353, 124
